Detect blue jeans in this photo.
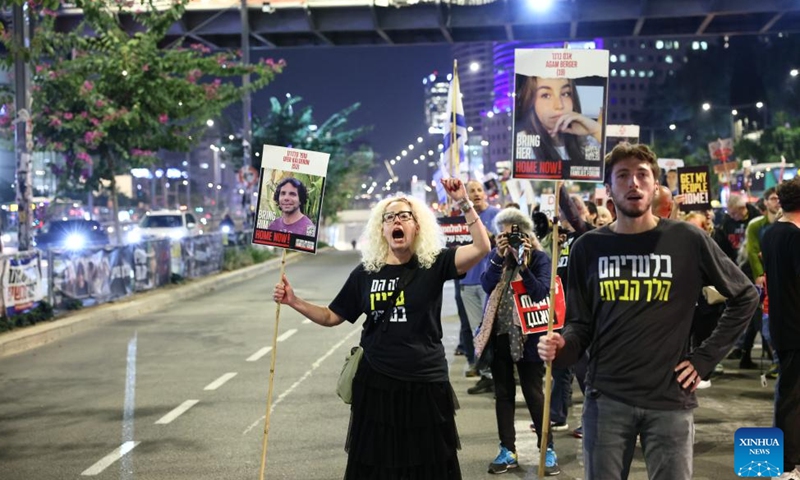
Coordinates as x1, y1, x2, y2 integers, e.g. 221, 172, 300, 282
550, 366, 573, 424
582, 390, 693, 480
462, 284, 489, 377
453, 279, 474, 365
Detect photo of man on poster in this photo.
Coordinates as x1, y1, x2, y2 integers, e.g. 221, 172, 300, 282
268, 177, 316, 237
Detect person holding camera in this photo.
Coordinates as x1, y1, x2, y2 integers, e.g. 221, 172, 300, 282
474, 208, 560, 476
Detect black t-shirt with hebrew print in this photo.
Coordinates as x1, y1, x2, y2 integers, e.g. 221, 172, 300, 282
557, 219, 758, 410
329, 248, 459, 383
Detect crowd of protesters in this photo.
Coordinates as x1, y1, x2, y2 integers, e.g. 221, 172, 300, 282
274, 143, 799, 480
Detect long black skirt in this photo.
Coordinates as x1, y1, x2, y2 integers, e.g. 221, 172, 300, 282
343, 358, 462, 480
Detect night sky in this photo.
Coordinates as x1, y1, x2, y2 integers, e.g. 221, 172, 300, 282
253, 44, 452, 179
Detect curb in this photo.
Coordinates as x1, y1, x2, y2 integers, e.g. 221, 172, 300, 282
0, 251, 303, 359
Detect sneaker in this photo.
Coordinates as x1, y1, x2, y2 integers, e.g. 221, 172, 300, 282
697, 379, 712, 389
544, 448, 561, 476
465, 367, 480, 378
727, 348, 743, 360
766, 363, 780, 380
551, 421, 569, 431
487, 444, 518, 474
571, 426, 583, 438
468, 376, 494, 395
714, 363, 725, 374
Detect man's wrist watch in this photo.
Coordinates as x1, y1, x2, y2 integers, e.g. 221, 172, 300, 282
458, 199, 473, 212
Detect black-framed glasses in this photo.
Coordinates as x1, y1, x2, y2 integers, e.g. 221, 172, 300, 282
382, 210, 415, 223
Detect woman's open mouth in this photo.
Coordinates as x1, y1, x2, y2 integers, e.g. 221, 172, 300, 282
392, 228, 405, 240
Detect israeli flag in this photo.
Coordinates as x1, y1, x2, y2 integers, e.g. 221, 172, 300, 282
438, 71, 468, 204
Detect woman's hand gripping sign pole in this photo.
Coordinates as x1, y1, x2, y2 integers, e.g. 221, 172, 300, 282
252, 145, 330, 480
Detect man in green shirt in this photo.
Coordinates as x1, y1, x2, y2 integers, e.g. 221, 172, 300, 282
746, 187, 781, 286
741, 187, 782, 375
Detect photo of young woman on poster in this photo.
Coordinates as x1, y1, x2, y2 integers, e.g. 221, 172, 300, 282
514, 76, 603, 164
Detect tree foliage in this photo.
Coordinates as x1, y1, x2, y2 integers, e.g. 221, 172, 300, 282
223, 96, 373, 222
0, 0, 284, 230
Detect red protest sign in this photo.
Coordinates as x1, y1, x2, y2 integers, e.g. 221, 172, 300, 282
511, 276, 566, 335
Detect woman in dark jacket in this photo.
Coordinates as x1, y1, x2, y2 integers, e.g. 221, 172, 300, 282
474, 207, 560, 476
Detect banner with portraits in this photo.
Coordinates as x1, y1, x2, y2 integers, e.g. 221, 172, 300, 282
134, 239, 172, 292
1, 251, 46, 317
253, 145, 330, 254
51, 246, 133, 308
179, 233, 224, 278
513, 48, 609, 183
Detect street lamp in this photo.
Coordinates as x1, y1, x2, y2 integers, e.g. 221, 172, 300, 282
756, 101, 764, 109
702, 102, 711, 111
669, 124, 676, 131
791, 69, 798, 77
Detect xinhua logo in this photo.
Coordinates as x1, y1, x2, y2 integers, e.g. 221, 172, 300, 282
734, 427, 784, 477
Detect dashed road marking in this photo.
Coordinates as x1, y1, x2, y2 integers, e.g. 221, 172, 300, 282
204, 372, 238, 391
80, 441, 140, 476
155, 399, 200, 425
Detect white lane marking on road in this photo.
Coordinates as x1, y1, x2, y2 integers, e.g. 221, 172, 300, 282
204, 372, 238, 391
81, 441, 140, 476
121, 333, 138, 479
277, 329, 298, 342
247, 346, 272, 362
155, 399, 200, 425
243, 328, 360, 435
302, 319, 312, 324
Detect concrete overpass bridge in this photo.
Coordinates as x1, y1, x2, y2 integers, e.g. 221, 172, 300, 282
51, 0, 800, 50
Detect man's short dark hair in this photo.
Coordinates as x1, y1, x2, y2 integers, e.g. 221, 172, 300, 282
603, 143, 660, 186
763, 187, 777, 200
273, 177, 308, 212
776, 177, 800, 213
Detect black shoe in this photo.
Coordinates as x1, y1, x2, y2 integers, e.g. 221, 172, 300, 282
739, 358, 758, 369
468, 376, 494, 395
727, 348, 743, 360
454, 346, 466, 356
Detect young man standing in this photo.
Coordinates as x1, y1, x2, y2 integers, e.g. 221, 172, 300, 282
538, 143, 759, 479
761, 177, 800, 480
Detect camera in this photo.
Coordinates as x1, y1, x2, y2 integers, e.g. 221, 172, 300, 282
507, 224, 522, 248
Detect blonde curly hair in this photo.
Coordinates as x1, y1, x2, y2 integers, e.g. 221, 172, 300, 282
361, 196, 445, 273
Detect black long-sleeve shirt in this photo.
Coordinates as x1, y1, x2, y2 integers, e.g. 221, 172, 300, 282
556, 219, 759, 410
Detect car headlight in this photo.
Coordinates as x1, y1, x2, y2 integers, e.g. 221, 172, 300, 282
65, 233, 86, 250
127, 230, 142, 244
169, 230, 185, 240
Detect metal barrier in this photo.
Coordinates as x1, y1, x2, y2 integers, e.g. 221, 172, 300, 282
0, 234, 225, 317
